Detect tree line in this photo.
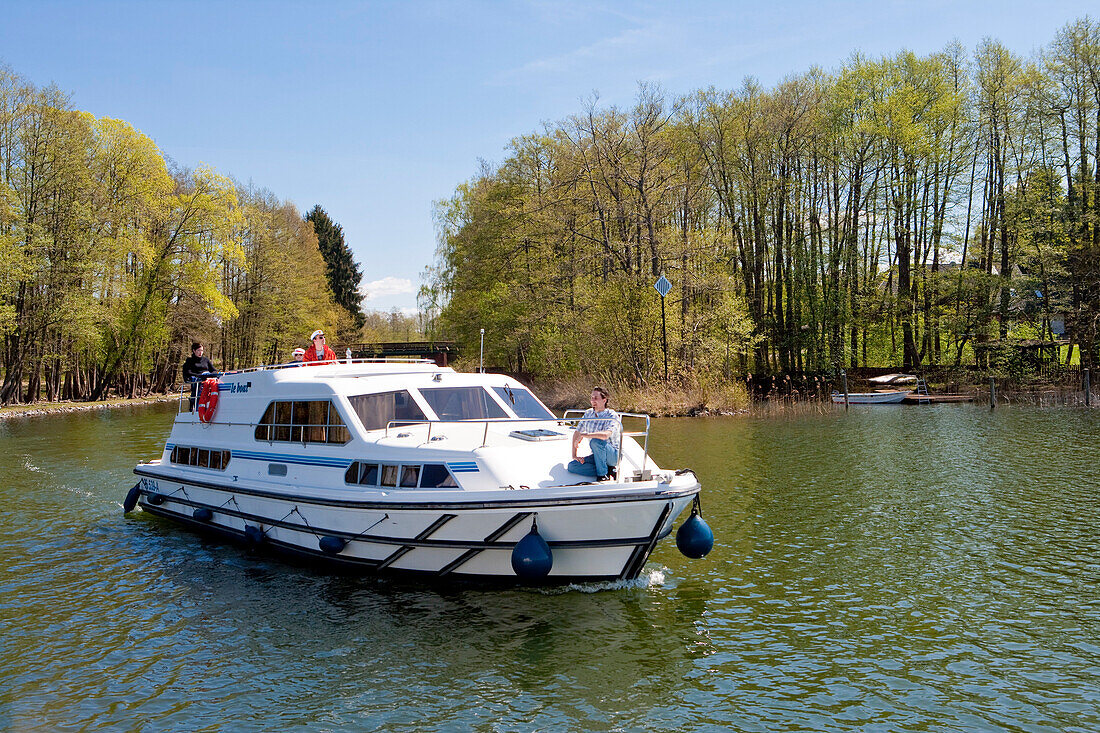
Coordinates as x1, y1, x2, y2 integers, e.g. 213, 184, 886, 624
0, 66, 364, 405
426, 18, 1100, 383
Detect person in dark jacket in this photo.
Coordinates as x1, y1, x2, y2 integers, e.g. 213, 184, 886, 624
182, 342, 215, 382
182, 342, 215, 410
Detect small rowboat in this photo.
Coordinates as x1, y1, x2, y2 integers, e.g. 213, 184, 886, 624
831, 390, 909, 404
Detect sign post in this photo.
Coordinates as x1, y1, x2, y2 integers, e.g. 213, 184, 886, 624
654, 274, 672, 381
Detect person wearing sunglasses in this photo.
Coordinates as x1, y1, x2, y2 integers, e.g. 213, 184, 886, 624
303, 329, 336, 364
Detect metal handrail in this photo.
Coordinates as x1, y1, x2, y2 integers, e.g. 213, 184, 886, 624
383, 412, 651, 473
177, 358, 439, 413
196, 356, 436, 380
383, 416, 575, 448
234, 357, 437, 375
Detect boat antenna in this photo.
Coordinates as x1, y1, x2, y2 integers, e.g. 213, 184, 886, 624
479, 328, 485, 374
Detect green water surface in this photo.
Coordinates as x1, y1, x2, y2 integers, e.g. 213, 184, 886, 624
1, 402, 1098, 731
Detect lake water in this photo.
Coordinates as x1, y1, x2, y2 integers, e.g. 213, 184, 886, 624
2, 402, 1098, 731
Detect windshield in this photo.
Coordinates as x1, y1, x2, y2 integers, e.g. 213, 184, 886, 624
418, 387, 507, 421
491, 386, 554, 419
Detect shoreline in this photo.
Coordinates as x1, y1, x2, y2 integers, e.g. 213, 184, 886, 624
0, 383, 1092, 422
0, 394, 178, 420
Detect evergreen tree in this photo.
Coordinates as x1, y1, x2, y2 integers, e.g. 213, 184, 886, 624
305, 205, 366, 328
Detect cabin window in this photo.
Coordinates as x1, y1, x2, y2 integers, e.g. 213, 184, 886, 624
490, 386, 554, 419
344, 461, 456, 489
254, 400, 350, 445
400, 465, 420, 488
419, 387, 508, 421
274, 401, 293, 442
348, 390, 427, 432
170, 445, 231, 470
342, 462, 381, 486
420, 463, 458, 488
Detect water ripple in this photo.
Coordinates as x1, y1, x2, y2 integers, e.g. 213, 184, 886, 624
2, 404, 1099, 730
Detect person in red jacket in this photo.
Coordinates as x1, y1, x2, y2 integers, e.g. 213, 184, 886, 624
304, 329, 337, 363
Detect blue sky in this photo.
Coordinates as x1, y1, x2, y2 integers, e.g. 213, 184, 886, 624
0, 1, 1086, 312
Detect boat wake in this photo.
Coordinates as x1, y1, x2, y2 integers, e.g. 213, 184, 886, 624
540, 566, 669, 594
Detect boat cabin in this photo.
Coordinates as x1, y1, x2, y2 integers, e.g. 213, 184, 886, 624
166, 360, 656, 496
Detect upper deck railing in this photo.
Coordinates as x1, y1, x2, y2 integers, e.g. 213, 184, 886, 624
177, 357, 440, 413
223, 356, 436, 376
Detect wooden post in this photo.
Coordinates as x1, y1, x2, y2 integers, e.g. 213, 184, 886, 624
841, 370, 849, 410
990, 377, 996, 410
1085, 368, 1091, 407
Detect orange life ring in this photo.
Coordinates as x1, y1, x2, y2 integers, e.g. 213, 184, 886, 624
197, 378, 219, 423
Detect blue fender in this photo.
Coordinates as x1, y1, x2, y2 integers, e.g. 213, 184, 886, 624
123, 483, 141, 513
676, 496, 714, 559
511, 517, 553, 579
319, 535, 346, 555
243, 525, 265, 545
193, 507, 213, 522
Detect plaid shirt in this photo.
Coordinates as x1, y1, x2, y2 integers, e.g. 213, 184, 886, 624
578, 408, 621, 449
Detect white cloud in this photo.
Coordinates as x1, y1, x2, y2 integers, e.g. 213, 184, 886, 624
361, 276, 415, 300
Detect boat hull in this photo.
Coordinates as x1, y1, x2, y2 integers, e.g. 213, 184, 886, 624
831, 390, 909, 404
131, 467, 699, 584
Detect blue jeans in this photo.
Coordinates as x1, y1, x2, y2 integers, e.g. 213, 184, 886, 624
568, 439, 618, 477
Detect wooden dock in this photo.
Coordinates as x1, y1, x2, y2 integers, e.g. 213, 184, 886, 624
902, 393, 974, 404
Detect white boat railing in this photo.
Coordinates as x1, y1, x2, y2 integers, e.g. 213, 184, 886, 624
177, 357, 439, 414
220, 356, 435, 376
384, 416, 568, 447
383, 411, 652, 476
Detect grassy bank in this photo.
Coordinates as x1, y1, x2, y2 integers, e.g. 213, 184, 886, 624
3, 373, 1087, 424
532, 376, 752, 417
528, 372, 1096, 416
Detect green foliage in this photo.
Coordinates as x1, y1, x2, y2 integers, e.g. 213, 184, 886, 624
0, 67, 360, 403
427, 17, 1100, 379
305, 205, 365, 330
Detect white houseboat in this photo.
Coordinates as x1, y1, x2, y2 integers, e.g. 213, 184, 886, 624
124, 359, 712, 583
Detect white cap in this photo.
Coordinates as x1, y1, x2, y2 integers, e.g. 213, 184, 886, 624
310, 329, 325, 340
292, 348, 305, 355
